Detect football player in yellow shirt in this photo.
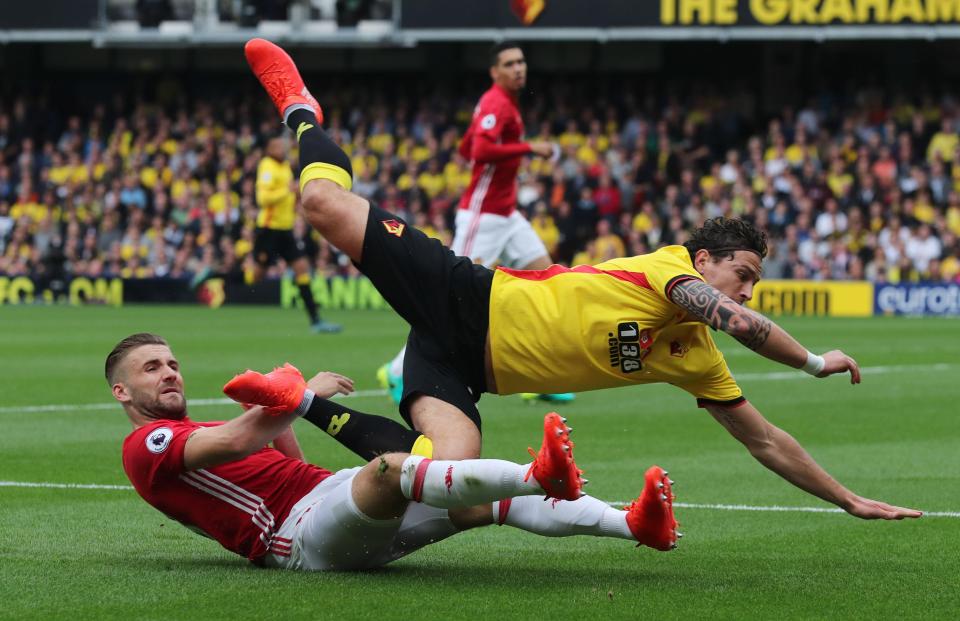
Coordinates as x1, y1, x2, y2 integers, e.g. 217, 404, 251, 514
248, 38, 921, 544
252, 136, 341, 333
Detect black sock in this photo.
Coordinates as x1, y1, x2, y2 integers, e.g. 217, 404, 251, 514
297, 283, 320, 324
302, 397, 427, 461
285, 109, 353, 179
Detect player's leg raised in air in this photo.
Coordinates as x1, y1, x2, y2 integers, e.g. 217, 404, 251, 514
246, 38, 485, 460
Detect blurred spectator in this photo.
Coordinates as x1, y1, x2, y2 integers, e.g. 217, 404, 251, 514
2, 78, 958, 288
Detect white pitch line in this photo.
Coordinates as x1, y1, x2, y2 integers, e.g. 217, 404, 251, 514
0, 481, 133, 491
673, 502, 960, 518
734, 362, 953, 382
1, 363, 953, 415
1, 480, 956, 517
0, 389, 388, 415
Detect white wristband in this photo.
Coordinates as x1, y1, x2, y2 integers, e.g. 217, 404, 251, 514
802, 351, 825, 376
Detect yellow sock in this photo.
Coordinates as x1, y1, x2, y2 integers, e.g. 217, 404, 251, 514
411, 435, 434, 459
300, 161, 352, 194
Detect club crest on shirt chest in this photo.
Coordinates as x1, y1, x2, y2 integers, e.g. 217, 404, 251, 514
607, 322, 653, 373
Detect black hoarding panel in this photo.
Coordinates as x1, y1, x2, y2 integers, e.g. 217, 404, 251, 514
0, 0, 99, 29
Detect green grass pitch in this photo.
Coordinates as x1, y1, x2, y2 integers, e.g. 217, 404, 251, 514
1, 305, 958, 620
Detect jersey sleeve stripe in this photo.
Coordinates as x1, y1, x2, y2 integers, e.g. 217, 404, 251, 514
497, 264, 653, 290
664, 274, 701, 298
696, 396, 747, 409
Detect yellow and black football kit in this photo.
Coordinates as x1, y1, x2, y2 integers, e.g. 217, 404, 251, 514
352, 208, 744, 432
256, 156, 295, 230
488, 245, 743, 406
253, 156, 304, 267
252, 154, 326, 329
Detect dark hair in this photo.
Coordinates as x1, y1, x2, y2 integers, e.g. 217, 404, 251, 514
684, 217, 768, 262
105, 333, 168, 384
489, 40, 523, 67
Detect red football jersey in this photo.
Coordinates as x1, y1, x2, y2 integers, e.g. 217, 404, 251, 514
458, 83, 529, 217
122, 418, 332, 562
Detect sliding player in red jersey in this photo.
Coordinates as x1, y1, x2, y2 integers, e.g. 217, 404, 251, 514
109, 333, 679, 570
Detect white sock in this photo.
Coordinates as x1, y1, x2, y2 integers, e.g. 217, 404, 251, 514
282, 103, 315, 125
492, 494, 634, 540
389, 346, 406, 378
400, 456, 542, 509
293, 389, 315, 417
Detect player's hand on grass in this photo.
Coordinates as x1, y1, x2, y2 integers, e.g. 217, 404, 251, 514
817, 350, 861, 384
843, 495, 923, 520
307, 371, 354, 398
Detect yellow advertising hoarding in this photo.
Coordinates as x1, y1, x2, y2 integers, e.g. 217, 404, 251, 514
747, 280, 874, 317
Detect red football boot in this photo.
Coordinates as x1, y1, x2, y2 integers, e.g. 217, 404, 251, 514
624, 466, 680, 551
223, 363, 307, 416
244, 38, 324, 124
524, 412, 584, 501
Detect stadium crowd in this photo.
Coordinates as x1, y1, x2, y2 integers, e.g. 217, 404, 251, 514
2, 81, 960, 286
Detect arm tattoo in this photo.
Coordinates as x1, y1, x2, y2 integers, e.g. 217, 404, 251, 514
712, 407, 740, 432
669, 279, 773, 351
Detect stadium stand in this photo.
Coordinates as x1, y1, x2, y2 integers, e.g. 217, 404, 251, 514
2, 80, 960, 286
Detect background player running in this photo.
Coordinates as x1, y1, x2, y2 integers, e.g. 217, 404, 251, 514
244, 38, 921, 531
378, 42, 570, 404
108, 333, 678, 571
250, 135, 341, 333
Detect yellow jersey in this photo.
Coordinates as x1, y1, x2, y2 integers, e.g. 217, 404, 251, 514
256, 157, 296, 230
488, 245, 743, 406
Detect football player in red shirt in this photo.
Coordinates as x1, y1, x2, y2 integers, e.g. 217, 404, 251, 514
110, 332, 681, 570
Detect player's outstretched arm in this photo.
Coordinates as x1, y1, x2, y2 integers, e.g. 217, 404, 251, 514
669, 279, 861, 383
183, 370, 353, 471
704, 401, 922, 520
182, 406, 303, 471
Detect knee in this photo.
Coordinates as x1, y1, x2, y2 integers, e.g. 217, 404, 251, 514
363, 452, 409, 488
301, 179, 345, 225
409, 398, 482, 460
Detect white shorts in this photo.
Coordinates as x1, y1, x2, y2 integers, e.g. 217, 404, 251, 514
262, 467, 455, 571
451, 209, 548, 269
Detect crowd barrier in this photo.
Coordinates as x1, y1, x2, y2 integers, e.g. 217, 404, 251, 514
747, 280, 875, 317
0, 275, 388, 311
3, 275, 958, 316
874, 283, 960, 316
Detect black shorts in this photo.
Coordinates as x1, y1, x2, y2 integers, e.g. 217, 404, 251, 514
253, 228, 305, 267
357, 204, 493, 431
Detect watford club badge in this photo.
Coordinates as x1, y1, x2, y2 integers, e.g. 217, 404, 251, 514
670, 340, 690, 358
382, 219, 405, 237
510, 0, 546, 26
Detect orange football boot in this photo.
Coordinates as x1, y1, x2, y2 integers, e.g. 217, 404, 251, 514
223, 363, 307, 416
624, 466, 681, 551
244, 38, 324, 124
524, 412, 585, 502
